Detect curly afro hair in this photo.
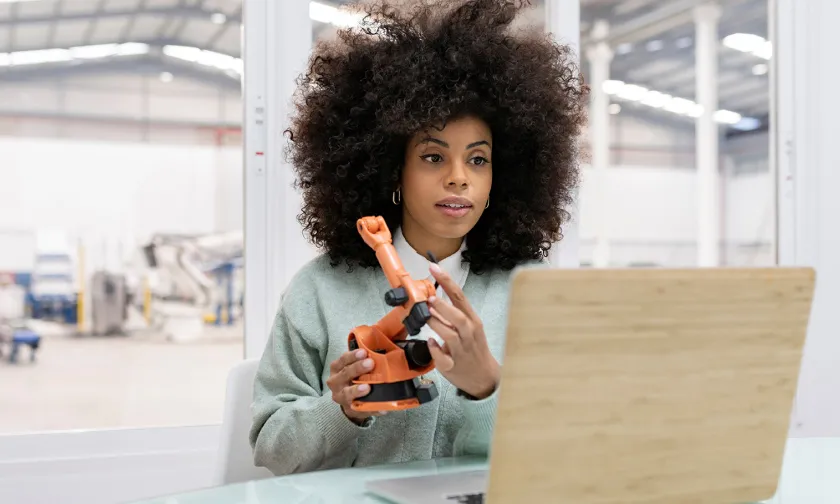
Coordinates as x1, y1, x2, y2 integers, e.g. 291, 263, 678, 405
287, 0, 588, 273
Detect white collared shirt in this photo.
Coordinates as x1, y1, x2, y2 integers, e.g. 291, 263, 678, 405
392, 227, 470, 345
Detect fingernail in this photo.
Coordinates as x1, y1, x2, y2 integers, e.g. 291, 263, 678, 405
354, 349, 366, 359
358, 384, 369, 392
429, 263, 442, 274
363, 358, 374, 369
428, 295, 437, 303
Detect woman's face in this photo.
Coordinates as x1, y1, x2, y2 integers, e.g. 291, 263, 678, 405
399, 115, 493, 250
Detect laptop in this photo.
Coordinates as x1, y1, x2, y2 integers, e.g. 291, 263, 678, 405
366, 267, 816, 504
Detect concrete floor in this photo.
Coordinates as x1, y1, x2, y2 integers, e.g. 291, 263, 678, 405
0, 321, 244, 433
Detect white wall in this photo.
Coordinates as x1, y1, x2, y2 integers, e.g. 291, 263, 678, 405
0, 73, 241, 144
0, 137, 242, 274
0, 133, 771, 275
577, 163, 773, 267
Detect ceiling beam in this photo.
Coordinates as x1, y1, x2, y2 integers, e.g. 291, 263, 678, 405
0, 38, 239, 59
81, 0, 109, 46
205, 4, 240, 49
7, 2, 19, 52
583, 0, 754, 48
0, 108, 241, 130
119, 0, 149, 43
46, 0, 64, 48
0, 4, 242, 28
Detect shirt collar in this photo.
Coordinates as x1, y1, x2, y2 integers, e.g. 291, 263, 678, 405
392, 227, 468, 289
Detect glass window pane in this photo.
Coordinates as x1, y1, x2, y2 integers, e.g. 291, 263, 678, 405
0, 1, 245, 433
578, 0, 772, 268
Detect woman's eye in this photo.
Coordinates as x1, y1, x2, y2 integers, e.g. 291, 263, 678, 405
471, 156, 489, 166
422, 154, 443, 163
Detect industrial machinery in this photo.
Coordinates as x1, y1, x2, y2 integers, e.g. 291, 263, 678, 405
140, 231, 242, 342
89, 271, 128, 336
348, 216, 439, 412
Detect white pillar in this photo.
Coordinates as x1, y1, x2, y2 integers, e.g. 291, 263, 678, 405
586, 20, 613, 268
694, 3, 721, 267
243, 0, 313, 359
545, 0, 581, 268
776, 0, 840, 437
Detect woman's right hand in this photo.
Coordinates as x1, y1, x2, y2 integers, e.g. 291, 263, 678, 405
326, 349, 382, 424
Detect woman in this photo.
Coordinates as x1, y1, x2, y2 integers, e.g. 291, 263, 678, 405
250, 0, 586, 475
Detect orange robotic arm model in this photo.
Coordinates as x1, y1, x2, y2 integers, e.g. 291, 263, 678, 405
348, 216, 439, 412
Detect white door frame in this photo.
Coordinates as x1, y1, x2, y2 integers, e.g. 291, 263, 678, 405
774, 0, 840, 438
546, 0, 582, 269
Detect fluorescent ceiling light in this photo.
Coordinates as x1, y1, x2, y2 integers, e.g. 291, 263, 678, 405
163, 44, 242, 75
731, 117, 761, 131
675, 37, 692, 49
615, 83, 648, 101
645, 40, 664, 52
310, 1, 363, 28
602, 79, 744, 125
616, 43, 632, 55
713, 109, 743, 125
210, 12, 227, 25
752, 63, 768, 76
0, 43, 148, 67
723, 33, 772, 60
0, 0, 43, 3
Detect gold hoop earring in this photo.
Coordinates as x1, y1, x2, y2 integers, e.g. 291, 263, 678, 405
485, 198, 489, 209
392, 188, 401, 205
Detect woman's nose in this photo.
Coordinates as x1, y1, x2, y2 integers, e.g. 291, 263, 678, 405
445, 161, 469, 187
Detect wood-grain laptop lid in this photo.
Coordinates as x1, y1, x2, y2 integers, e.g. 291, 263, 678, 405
487, 267, 815, 504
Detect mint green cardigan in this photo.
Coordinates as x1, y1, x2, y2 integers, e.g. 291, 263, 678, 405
249, 253, 531, 476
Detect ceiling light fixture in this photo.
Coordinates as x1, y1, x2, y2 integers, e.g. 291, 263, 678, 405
723, 33, 772, 60
752, 63, 768, 76
645, 40, 664, 52
731, 117, 762, 131
675, 37, 692, 49
310, 1, 363, 28
0, 43, 148, 67
159, 72, 174, 83
602, 79, 745, 125
163, 45, 243, 75
616, 43, 633, 55
210, 12, 227, 24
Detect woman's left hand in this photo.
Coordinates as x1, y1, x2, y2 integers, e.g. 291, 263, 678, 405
425, 263, 501, 400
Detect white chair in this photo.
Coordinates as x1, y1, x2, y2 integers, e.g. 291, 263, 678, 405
215, 358, 274, 485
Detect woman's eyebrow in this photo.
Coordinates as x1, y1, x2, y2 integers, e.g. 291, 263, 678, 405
417, 137, 449, 148
466, 140, 491, 149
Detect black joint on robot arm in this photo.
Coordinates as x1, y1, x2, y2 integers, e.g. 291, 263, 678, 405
384, 287, 409, 307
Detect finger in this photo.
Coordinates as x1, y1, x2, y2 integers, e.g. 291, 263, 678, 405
340, 357, 375, 384
331, 349, 366, 374
429, 263, 479, 321
429, 305, 455, 329
429, 338, 455, 371
427, 316, 463, 355
345, 383, 371, 401
429, 299, 472, 345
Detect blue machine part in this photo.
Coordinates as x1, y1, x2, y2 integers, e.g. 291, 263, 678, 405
13, 272, 32, 290
9, 328, 40, 364
212, 261, 236, 326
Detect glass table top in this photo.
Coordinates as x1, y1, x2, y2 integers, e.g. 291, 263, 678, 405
133, 438, 840, 504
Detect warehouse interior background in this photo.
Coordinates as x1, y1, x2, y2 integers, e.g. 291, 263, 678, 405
0, 0, 771, 434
